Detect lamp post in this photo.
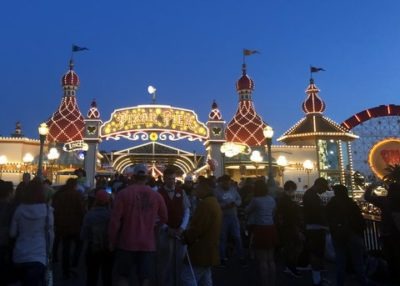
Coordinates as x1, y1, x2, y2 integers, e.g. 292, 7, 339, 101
277, 155, 288, 186
22, 153, 34, 173
250, 150, 263, 177
263, 125, 275, 187
303, 159, 314, 186
37, 122, 49, 179
148, 85, 157, 104
0, 155, 7, 179
47, 147, 60, 182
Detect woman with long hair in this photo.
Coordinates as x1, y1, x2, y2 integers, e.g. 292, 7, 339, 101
10, 178, 54, 286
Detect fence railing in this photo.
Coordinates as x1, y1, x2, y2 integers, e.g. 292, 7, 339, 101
294, 192, 382, 252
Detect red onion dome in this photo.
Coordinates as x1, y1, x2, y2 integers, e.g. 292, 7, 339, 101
87, 99, 101, 119
225, 100, 266, 146
61, 60, 80, 87
46, 96, 85, 143
302, 78, 325, 114
208, 100, 222, 120
236, 64, 254, 92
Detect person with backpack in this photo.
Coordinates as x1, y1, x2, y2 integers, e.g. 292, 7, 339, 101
81, 189, 112, 286
326, 184, 368, 286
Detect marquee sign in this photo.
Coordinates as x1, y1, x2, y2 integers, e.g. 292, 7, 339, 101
368, 138, 400, 178
100, 104, 209, 142
63, 140, 89, 152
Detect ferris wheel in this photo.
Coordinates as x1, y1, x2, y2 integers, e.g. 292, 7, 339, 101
341, 104, 400, 180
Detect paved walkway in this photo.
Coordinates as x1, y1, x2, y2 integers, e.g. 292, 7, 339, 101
51, 254, 396, 286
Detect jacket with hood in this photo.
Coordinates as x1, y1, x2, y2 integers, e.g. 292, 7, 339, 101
10, 203, 54, 265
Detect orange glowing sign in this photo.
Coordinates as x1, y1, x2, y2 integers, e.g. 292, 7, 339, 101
368, 138, 400, 178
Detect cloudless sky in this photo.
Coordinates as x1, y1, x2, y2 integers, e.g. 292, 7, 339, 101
1, 0, 400, 152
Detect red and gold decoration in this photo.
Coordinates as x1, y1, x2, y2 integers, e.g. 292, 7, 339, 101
368, 138, 400, 179
225, 64, 267, 147
100, 105, 208, 141
46, 60, 85, 143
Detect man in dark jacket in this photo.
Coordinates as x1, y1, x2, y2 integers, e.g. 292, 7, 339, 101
276, 180, 303, 277
303, 177, 330, 286
327, 184, 368, 286
52, 178, 85, 279
181, 178, 222, 286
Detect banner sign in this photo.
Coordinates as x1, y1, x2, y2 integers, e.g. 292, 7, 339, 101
63, 140, 89, 152
100, 104, 209, 141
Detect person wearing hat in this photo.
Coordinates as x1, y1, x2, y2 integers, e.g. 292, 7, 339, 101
81, 189, 112, 286
157, 167, 191, 286
109, 163, 167, 286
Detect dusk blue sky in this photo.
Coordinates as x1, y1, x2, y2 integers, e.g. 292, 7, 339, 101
1, 0, 400, 153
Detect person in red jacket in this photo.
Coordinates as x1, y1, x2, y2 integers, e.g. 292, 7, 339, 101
109, 164, 167, 286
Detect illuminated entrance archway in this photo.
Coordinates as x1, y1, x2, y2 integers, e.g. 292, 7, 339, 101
99, 104, 209, 174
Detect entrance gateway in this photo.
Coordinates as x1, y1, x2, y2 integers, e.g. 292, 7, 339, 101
83, 104, 225, 187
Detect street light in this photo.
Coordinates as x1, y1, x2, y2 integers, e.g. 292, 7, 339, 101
277, 155, 288, 186
303, 159, 314, 186
47, 147, 60, 182
37, 122, 49, 179
148, 85, 157, 104
263, 125, 275, 187
250, 150, 263, 176
0, 155, 7, 179
23, 153, 34, 173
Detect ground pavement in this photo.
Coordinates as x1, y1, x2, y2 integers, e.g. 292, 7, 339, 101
51, 254, 396, 286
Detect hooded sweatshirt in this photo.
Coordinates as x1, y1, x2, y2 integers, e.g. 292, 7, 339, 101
10, 203, 54, 265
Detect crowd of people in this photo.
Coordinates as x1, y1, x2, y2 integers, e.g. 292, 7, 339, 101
0, 166, 399, 286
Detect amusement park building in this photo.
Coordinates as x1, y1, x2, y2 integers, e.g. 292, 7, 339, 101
1, 58, 398, 188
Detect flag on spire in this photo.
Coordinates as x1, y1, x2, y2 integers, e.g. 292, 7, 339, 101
243, 49, 260, 56
310, 66, 325, 73
72, 45, 89, 52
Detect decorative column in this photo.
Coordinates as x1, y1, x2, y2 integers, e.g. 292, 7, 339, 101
84, 100, 102, 188
205, 101, 226, 177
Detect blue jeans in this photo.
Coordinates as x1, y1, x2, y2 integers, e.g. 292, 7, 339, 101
219, 215, 244, 259
333, 234, 367, 286
181, 263, 212, 286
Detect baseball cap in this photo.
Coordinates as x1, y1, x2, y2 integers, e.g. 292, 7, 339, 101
95, 189, 110, 204
133, 164, 148, 176
184, 175, 193, 182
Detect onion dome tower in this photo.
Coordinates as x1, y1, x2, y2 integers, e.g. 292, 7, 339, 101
278, 77, 358, 188
278, 78, 357, 145
225, 64, 267, 147
205, 100, 226, 177
46, 60, 85, 143
84, 99, 103, 188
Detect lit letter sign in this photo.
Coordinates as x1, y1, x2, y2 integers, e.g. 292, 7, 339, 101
100, 104, 209, 142
368, 138, 400, 178
63, 140, 89, 152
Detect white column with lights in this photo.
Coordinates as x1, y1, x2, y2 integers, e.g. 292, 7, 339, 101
84, 101, 103, 188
